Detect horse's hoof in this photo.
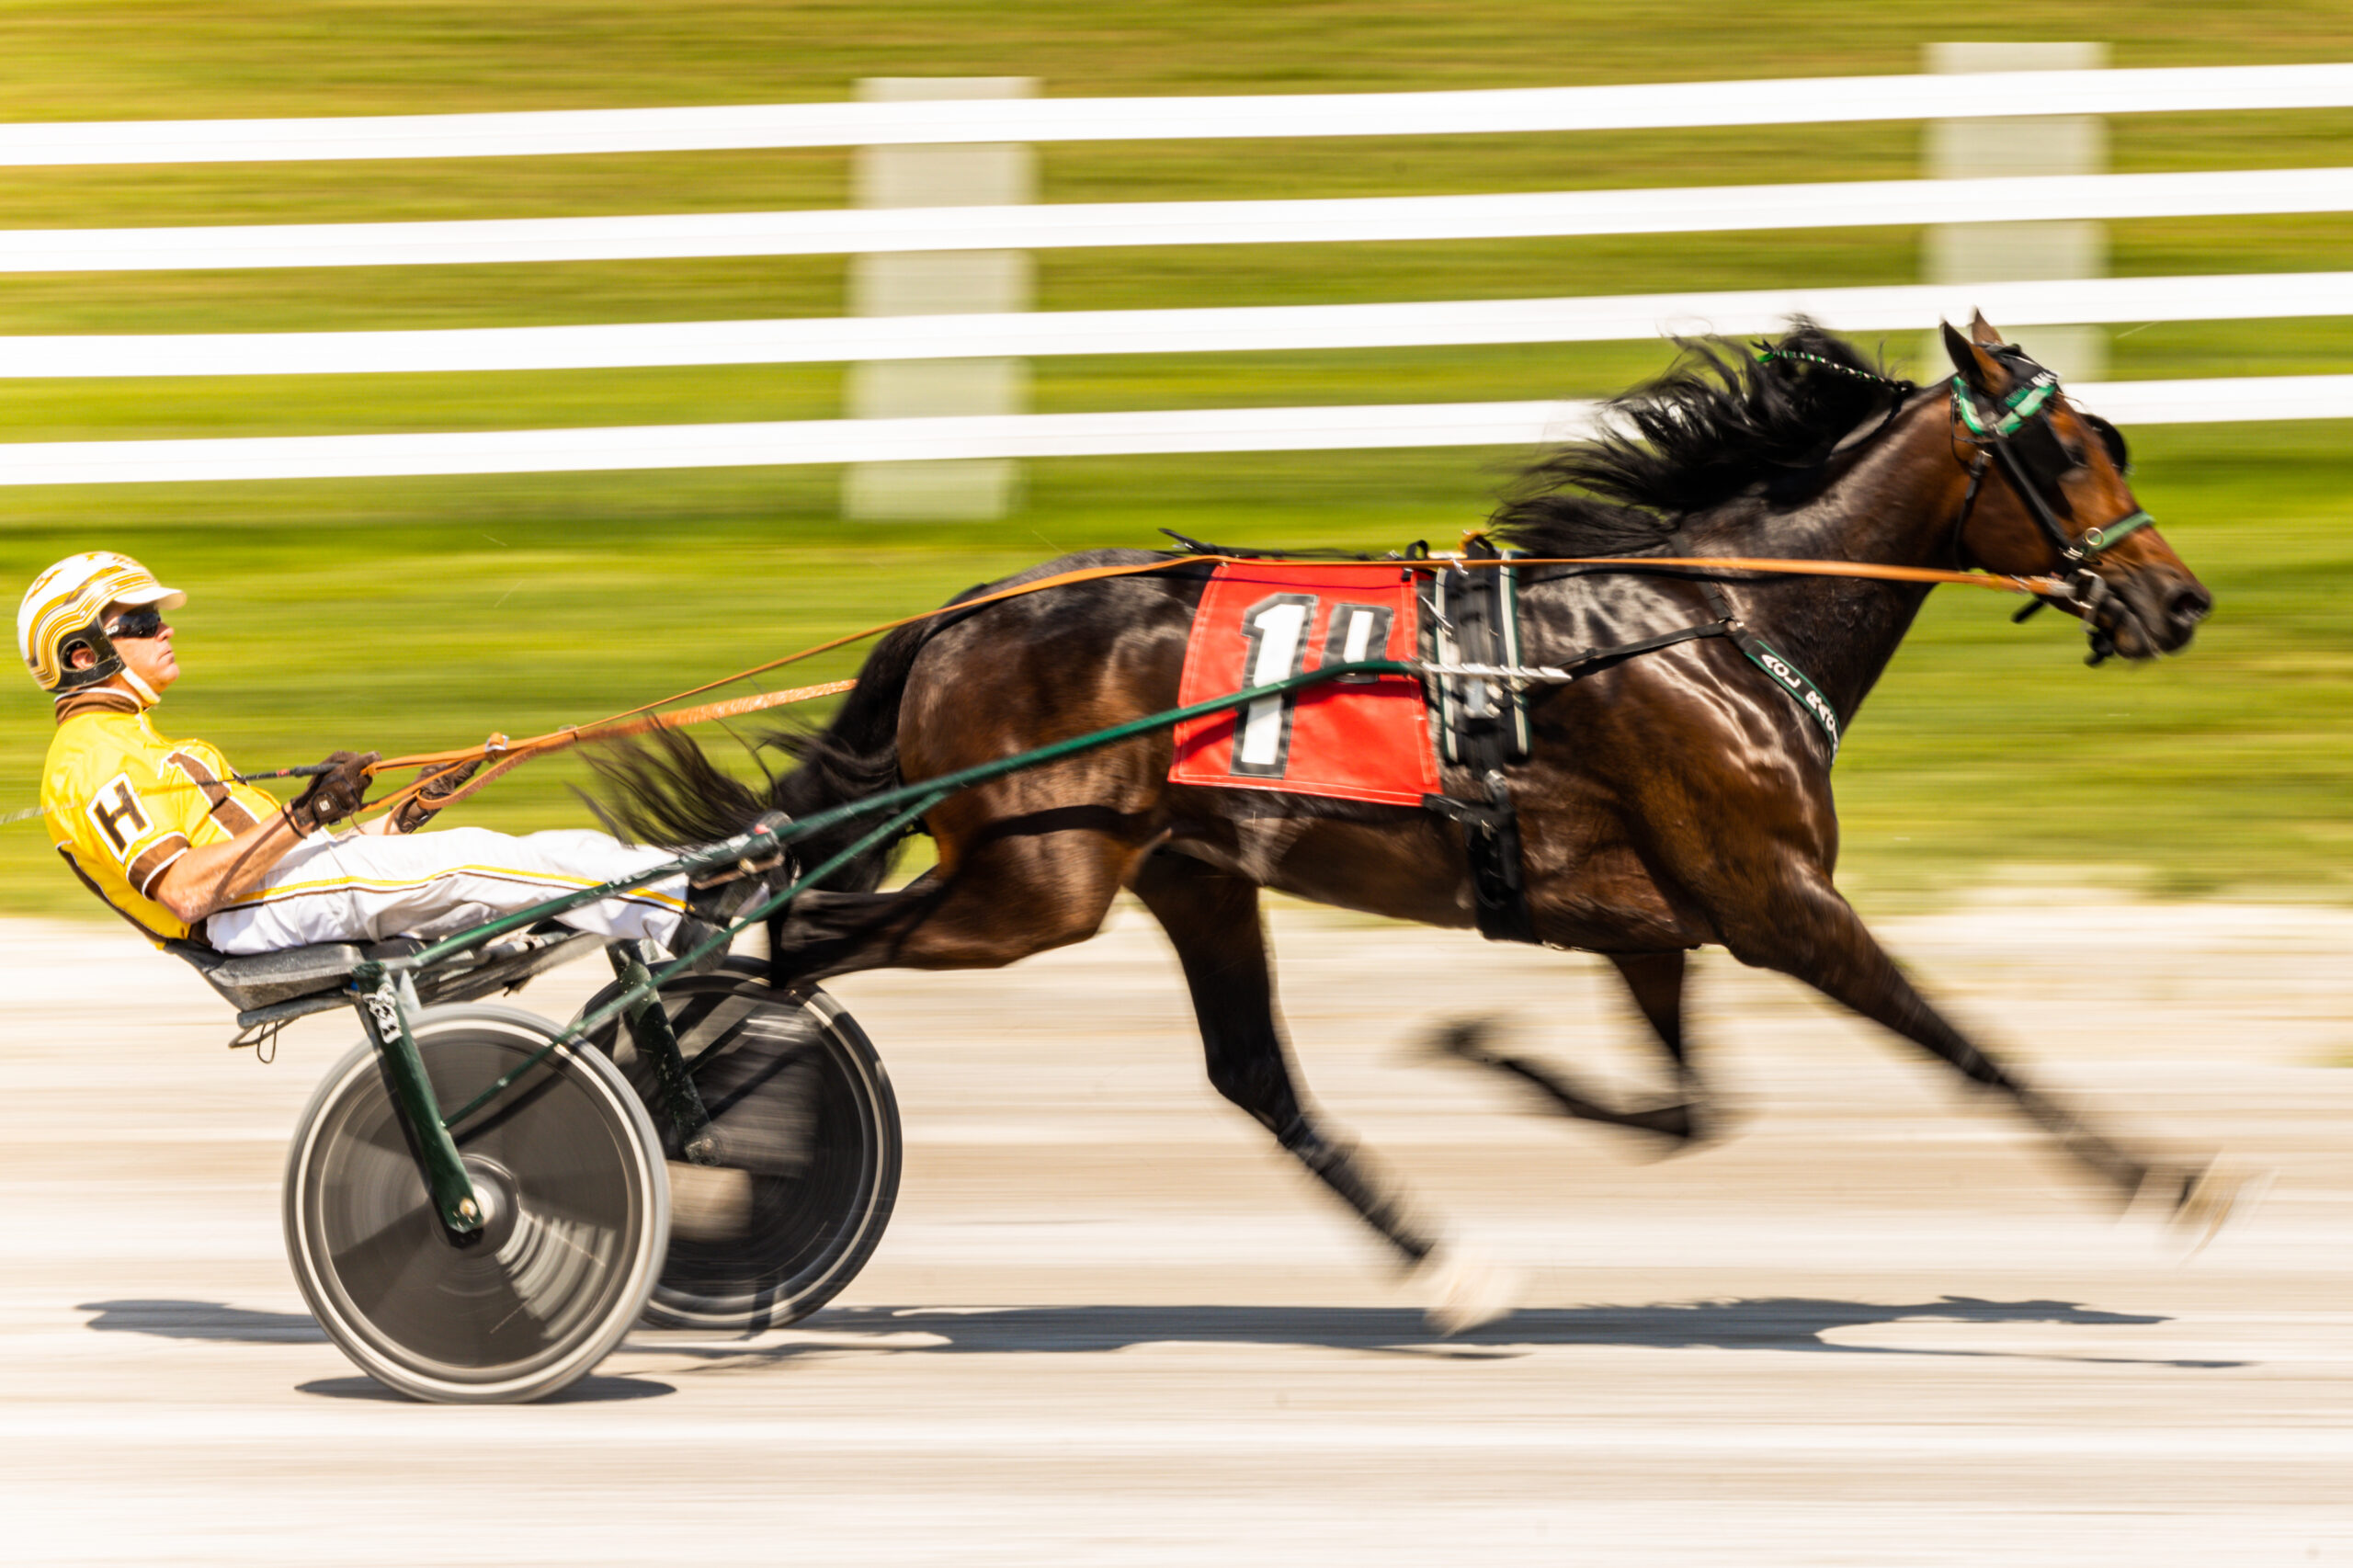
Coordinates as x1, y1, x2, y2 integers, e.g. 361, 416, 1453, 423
2165, 1161, 2273, 1256
1415, 1244, 1523, 1336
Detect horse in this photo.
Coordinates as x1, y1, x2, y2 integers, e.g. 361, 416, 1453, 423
597, 313, 2232, 1324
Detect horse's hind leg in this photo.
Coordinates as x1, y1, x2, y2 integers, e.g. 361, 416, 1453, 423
765, 806, 1147, 984
1129, 850, 1439, 1267
1436, 949, 1705, 1149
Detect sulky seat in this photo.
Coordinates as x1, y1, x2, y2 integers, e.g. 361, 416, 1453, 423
171, 940, 369, 1011
171, 925, 603, 1039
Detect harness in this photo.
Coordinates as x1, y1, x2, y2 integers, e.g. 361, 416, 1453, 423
1419, 540, 1538, 943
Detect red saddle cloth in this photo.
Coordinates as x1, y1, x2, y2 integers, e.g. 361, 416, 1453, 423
1169, 562, 1439, 807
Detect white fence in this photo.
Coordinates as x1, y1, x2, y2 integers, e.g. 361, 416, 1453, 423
6, 274, 2350, 380
4, 63, 2351, 485
6, 63, 2352, 161
3, 376, 2347, 488
11, 168, 2353, 273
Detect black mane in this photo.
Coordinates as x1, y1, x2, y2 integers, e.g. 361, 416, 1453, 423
1491, 321, 1902, 557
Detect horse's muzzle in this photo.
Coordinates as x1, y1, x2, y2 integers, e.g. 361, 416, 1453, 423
2087, 567, 2211, 660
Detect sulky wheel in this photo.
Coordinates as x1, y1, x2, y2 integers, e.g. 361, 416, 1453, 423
574, 963, 902, 1333
283, 1005, 669, 1403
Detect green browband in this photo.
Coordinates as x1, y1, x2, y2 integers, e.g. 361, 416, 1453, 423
1951, 372, 2059, 438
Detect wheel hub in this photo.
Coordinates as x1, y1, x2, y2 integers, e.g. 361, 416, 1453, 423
451, 1155, 520, 1252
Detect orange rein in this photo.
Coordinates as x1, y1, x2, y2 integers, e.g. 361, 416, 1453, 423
354, 551, 2068, 824
359, 679, 857, 824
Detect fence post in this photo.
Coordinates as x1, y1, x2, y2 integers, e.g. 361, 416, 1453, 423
842, 76, 1035, 520
1924, 42, 2108, 383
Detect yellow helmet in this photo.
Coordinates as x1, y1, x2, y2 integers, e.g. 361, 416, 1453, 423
17, 551, 186, 694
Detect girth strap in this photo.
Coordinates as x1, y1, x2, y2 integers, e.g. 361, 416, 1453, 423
1422, 540, 1541, 946
1422, 772, 1540, 946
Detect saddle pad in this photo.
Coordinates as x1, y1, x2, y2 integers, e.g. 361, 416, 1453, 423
1169, 562, 1439, 806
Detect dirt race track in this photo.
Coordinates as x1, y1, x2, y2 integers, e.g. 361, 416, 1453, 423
4, 896, 2351, 1565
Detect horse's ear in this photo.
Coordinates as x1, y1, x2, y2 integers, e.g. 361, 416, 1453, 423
1968, 311, 2006, 347
1942, 319, 2006, 391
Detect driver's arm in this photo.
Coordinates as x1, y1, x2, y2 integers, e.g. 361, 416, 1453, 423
149, 808, 306, 925
151, 749, 380, 922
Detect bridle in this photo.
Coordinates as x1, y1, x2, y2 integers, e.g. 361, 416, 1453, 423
1761, 342, 2157, 665
1942, 348, 2160, 664
1948, 358, 2154, 575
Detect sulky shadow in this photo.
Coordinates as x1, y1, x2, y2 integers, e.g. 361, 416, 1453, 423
78, 1301, 676, 1402
297, 1374, 674, 1403
79, 1299, 323, 1344
660, 1296, 2243, 1370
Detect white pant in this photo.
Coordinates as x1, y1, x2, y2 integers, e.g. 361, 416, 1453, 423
205, 825, 687, 956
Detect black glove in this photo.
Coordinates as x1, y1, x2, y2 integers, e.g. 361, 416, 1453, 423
390, 749, 490, 835
285, 750, 378, 833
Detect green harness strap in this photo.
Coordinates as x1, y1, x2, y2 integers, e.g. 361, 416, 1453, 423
1734, 634, 1842, 760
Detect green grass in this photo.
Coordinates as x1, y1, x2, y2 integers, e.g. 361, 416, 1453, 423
4, 1, 2352, 918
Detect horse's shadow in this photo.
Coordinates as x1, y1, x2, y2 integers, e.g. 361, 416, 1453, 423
672, 1295, 2244, 1370
77, 1295, 2243, 1372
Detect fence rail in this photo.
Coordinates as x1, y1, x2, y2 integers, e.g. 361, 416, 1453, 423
3, 63, 2351, 163
10, 167, 2353, 272
6, 273, 2347, 379
3, 376, 2347, 487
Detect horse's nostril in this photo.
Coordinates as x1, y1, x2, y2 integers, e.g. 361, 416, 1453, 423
2169, 585, 2213, 626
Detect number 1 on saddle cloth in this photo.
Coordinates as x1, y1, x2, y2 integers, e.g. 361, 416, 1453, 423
1170, 563, 1438, 806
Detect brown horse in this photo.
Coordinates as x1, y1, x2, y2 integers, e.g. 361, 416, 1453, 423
600, 315, 2232, 1317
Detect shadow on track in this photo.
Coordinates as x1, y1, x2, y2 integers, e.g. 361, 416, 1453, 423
74, 1301, 676, 1402
79, 1299, 322, 1343
296, 1374, 675, 1403
80, 1296, 2243, 1372
655, 1297, 2244, 1370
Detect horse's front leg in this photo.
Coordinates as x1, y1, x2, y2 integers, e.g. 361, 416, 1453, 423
1715, 869, 2206, 1210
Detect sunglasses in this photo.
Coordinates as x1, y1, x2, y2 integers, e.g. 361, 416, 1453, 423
105, 608, 168, 641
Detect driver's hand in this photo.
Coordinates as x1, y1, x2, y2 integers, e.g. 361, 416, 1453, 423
286, 750, 379, 833
390, 738, 500, 835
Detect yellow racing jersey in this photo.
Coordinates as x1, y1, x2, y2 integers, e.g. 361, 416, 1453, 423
43, 690, 280, 944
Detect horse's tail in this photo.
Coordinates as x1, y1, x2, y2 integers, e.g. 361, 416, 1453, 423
590, 617, 933, 894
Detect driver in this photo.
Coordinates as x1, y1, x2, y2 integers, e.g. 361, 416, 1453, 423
23, 551, 730, 960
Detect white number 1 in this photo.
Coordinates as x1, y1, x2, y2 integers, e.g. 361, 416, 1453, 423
1233, 595, 1314, 776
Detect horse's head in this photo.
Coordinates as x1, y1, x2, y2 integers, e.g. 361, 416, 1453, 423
1941, 313, 2211, 662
